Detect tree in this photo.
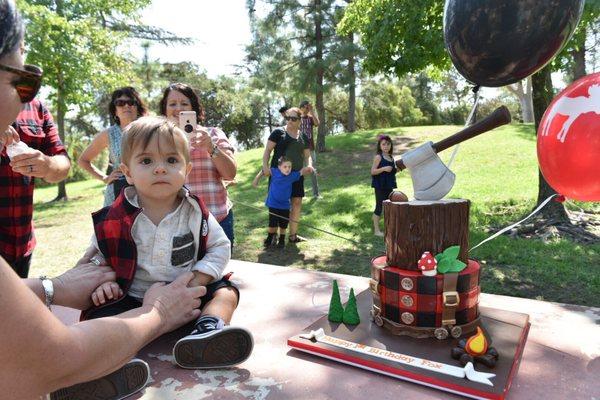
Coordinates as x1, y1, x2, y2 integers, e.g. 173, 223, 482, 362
361, 79, 423, 129
328, 280, 344, 322
531, 65, 569, 222
17, 0, 187, 200
505, 78, 534, 123
338, 0, 447, 76
246, 0, 358, 149
342, 288, 360, 325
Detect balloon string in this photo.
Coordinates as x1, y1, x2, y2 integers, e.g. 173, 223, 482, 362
447, 87, 480, 169
470, 194, 557, 251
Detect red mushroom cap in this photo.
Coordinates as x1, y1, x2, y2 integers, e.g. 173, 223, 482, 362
417, 252, 437, 271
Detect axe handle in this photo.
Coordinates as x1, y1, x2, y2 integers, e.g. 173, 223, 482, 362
395, 106, 512, 171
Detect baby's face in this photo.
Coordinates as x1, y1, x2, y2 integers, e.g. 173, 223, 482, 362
279, 161, 292, 175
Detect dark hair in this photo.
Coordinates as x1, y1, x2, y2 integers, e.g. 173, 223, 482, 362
0, 0, 24, 60
299, 100, 310, 108
278, 156, 291, 166
159, 83, 205, 124
278, 106, 289, 114
376, 134, 394, 155
108, 87, 148, 126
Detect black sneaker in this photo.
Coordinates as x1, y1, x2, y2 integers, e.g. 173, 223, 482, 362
263, 234, 275, 249
277, 235, 285, 248
173, 318, 254, 369
50, 358, 149, 400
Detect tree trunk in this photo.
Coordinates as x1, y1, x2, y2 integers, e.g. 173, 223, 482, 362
54, 83, 68, 201
571, 29, 586, 81
522, 77, 534, 123
347, 32, 356, 133
507, 78, 534, 123
315, 0, 326, 152
531, 65, 568, 221
266, 104, 273, 133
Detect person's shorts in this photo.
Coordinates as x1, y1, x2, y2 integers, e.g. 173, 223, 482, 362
291, 175, 305, 198
268, 207, 290, 229
84, 275, 240, 320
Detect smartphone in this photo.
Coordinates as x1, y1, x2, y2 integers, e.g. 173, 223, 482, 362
179, 111, 197, 140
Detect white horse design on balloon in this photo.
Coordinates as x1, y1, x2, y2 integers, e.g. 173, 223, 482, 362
541, 84, 600, 142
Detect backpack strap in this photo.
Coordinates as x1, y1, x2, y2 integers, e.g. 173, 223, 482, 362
189, 193, 210, 260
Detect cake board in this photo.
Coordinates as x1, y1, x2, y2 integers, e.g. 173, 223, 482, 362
288, 290, 530, 400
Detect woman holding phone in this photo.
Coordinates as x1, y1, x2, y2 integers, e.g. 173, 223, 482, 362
78, 87, 148, 206
159, 83, 237, 245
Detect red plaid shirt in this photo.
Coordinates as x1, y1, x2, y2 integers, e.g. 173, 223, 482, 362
0, 100, 68, 263
185, 127, 234, 222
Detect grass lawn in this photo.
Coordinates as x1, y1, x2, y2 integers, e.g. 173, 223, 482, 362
30, 123, 600, 307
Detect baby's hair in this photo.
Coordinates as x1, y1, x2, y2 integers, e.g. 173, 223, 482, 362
376, 134, 394, 155
278, 156, 291, 166
121, 116, 190, 165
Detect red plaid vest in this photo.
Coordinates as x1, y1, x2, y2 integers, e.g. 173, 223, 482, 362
83, 190, 210, 318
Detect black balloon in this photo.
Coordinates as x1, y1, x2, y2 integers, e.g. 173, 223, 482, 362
444, 0, 584, 87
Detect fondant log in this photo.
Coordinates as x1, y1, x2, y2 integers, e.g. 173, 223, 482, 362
384, 199, 470, 270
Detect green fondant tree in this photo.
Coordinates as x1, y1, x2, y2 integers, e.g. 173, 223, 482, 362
328, 280, 344, 323
343, 288, 360, 325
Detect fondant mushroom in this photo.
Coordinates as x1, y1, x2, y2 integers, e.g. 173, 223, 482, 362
418, 252, 437, 276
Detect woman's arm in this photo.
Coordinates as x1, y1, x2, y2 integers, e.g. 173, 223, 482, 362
24, 246, 115, 310
78, 130, 114, 183
262, 141, 276, 176
0, 259, 205, 399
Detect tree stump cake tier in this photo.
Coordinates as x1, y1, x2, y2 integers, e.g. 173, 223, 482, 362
384, 199, 470, 270
373, 198, 480, 339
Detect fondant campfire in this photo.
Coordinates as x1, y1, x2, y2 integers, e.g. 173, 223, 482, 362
451, 327, 499, 368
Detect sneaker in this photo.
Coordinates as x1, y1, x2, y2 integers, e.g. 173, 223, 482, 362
277, 235, 285, 249
50, 358, 149, 400
263, 234, 275, 249
173, 319, 254, 369
288, 234, 307, 243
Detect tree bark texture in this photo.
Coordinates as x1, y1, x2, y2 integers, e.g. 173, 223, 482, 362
384, 199, 470, 270
314, 0, 326, 152
531, 65, 568, 221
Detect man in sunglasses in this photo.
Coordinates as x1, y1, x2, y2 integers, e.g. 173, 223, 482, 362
1, 95, 71, 278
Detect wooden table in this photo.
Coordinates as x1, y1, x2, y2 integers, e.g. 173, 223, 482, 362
54, 260, 600, 399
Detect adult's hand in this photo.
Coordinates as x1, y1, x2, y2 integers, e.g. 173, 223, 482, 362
1, 125, 19, 147
9, 147, 51, 178
189, 126, 214, 153
263, 166, 272, 177
52, 247, 116, 310
143, 272, 207, 335
103, 168, 123, 185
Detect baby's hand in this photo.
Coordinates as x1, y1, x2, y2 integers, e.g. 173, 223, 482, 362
91, 282, 123, 306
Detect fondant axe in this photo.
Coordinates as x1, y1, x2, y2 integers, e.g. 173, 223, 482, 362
395, 106, 511, 201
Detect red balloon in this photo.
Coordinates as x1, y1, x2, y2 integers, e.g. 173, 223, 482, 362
537, 73, 600, 202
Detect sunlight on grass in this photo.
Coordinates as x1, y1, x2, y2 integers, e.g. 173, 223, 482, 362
29, 123, 599, 306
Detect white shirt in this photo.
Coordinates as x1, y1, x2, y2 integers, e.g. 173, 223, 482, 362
92, 187, 231, 299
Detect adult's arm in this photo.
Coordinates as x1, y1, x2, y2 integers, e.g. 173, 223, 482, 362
9, 149, 70, 183
303, 148, 313, 169
310, 112, 320, 126
191, 127, 237, 181
0, 258, 205, 399
262, 140, 276, 176
78, 129, 121, 184
24, 246, 116, 310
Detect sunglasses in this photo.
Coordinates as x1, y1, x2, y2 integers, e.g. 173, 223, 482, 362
0, 63, 43, 103
114, 99, 137, 107
285, 116, 300, 121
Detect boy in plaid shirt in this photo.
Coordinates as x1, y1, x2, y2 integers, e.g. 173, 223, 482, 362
84, 116, 252, 370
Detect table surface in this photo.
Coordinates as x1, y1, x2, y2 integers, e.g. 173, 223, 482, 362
54, 260, 600, 400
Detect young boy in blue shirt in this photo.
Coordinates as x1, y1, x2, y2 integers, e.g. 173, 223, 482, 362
264, 156, 313, 248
